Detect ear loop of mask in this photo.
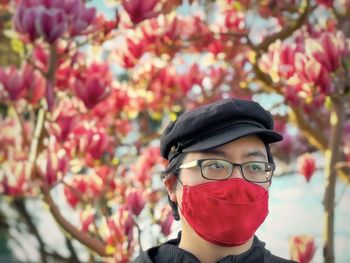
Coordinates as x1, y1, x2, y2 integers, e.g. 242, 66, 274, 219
164, 153, 186, 221
265, 143, 274, 186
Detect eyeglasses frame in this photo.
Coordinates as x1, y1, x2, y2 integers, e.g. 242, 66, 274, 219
178, 158, 275, 183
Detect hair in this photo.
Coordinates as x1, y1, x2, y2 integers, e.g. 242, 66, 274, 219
163, 142, 275, 221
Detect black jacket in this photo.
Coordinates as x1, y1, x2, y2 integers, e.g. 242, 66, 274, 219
134, 233, 297, 263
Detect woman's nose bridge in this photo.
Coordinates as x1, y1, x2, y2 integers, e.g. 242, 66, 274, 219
231, 165, 244, 179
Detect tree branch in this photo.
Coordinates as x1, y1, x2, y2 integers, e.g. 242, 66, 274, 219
41, 185, 111, 257
9, 102, 29, 147
256, 0, 312, 52
65, 237, 82, 263
13, 199, 48, 263
289, 107, 328, 152
323, 96, 346, 263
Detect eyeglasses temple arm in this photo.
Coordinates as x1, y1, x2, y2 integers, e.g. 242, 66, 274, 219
179, 160, 199, 169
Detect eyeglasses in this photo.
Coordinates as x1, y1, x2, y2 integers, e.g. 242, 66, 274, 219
178, 158, 275, 183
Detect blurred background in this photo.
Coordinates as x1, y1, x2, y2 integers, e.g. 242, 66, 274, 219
0, 0, 349, 262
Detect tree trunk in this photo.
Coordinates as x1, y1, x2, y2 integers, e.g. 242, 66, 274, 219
323, 97, 345, 263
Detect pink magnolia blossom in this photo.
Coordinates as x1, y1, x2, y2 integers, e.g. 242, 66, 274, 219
114, 119, 133, 137
122, 0, 159, 24
177, 64, 205, 93
105, 206, 134, 247
90, 88, 132, 129
14, 0, 96, 43
259, 41, 304, 81
37, 149, 69, 186
75, 63, 112, 109
64, 178, 85, 208
132, 146, 166, 186
207, 39, 225, 56
298, 153, 316, 182
294, 53, 332, 94
80, 210, 95, 232
92, 13, 120, 40
159, 207, 174, 236
316, 0, 333, 7
0, 67, 27, 100
94, 166, 117, 191
0, 65, 45, 103
0, 0, 10, 6
63, 174, 104, 208
140, 18, 182, 56
70, 125, 112, 162
51, 101, 80, 142
290, 235, 316, 263
36, 9, 67, 43
140, 16, 211, 56
117, 38, 147, 68
55, 66, 73, 91
68, 2, 96, 36
0, 162, 29, 196
23, 65, 45, 104
305, 32, 350, 73
224, 10, 246, 33
126, 189, 146, 216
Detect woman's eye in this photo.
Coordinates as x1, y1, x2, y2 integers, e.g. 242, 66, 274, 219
248, 163, 263, 172
205, 161, 225, 169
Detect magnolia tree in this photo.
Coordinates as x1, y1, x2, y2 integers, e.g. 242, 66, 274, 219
0, 0, 349, 262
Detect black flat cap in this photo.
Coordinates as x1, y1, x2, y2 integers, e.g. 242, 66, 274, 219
160, 98, 283, 160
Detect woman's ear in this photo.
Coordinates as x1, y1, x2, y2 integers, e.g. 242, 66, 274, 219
163, 173, 178, 202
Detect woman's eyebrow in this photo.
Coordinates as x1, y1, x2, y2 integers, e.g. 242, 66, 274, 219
199, 148, 228, 158
244, 150, 267, 160
199, 148, 267, 160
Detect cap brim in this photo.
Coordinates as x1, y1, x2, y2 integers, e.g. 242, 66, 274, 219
182, 125, 283, 153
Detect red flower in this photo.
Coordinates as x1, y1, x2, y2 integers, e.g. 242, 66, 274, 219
105, 206, 135, 247
23, 65, 45, 104
37, 149, 69, 186
122, 0, 159, 24
63, 173, 104, 208
70, 125, 113, 162
0, 67, 27, 101
177, 64, 205, 93
224, 10, 246, 33
159, 207, 174, 236
36, 9, 67, 43
305, 32, 349, 73
51, 101, 79, 142
69, 3, 96, 36
126, 189, 146, 216
75, 63, 112, 109
14, 5, 39, 41
133, 146, 165, 186
14, 0, 96, 43
298, 153, 316, 182
117, 38, 147, 68
316, 0, 333, 7
80, 210, 95, 232
290, 235, 316, 263
294, 53, 332, 95
260, 41, 304, 82
0, 0, 10, 6
0, 65, 45, 103
0, 161, 30, 197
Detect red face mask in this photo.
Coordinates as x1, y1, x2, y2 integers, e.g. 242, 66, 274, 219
179, 178, 268, 246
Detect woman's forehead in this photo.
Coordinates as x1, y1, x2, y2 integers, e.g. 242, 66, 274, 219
185, 135, 267, 160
